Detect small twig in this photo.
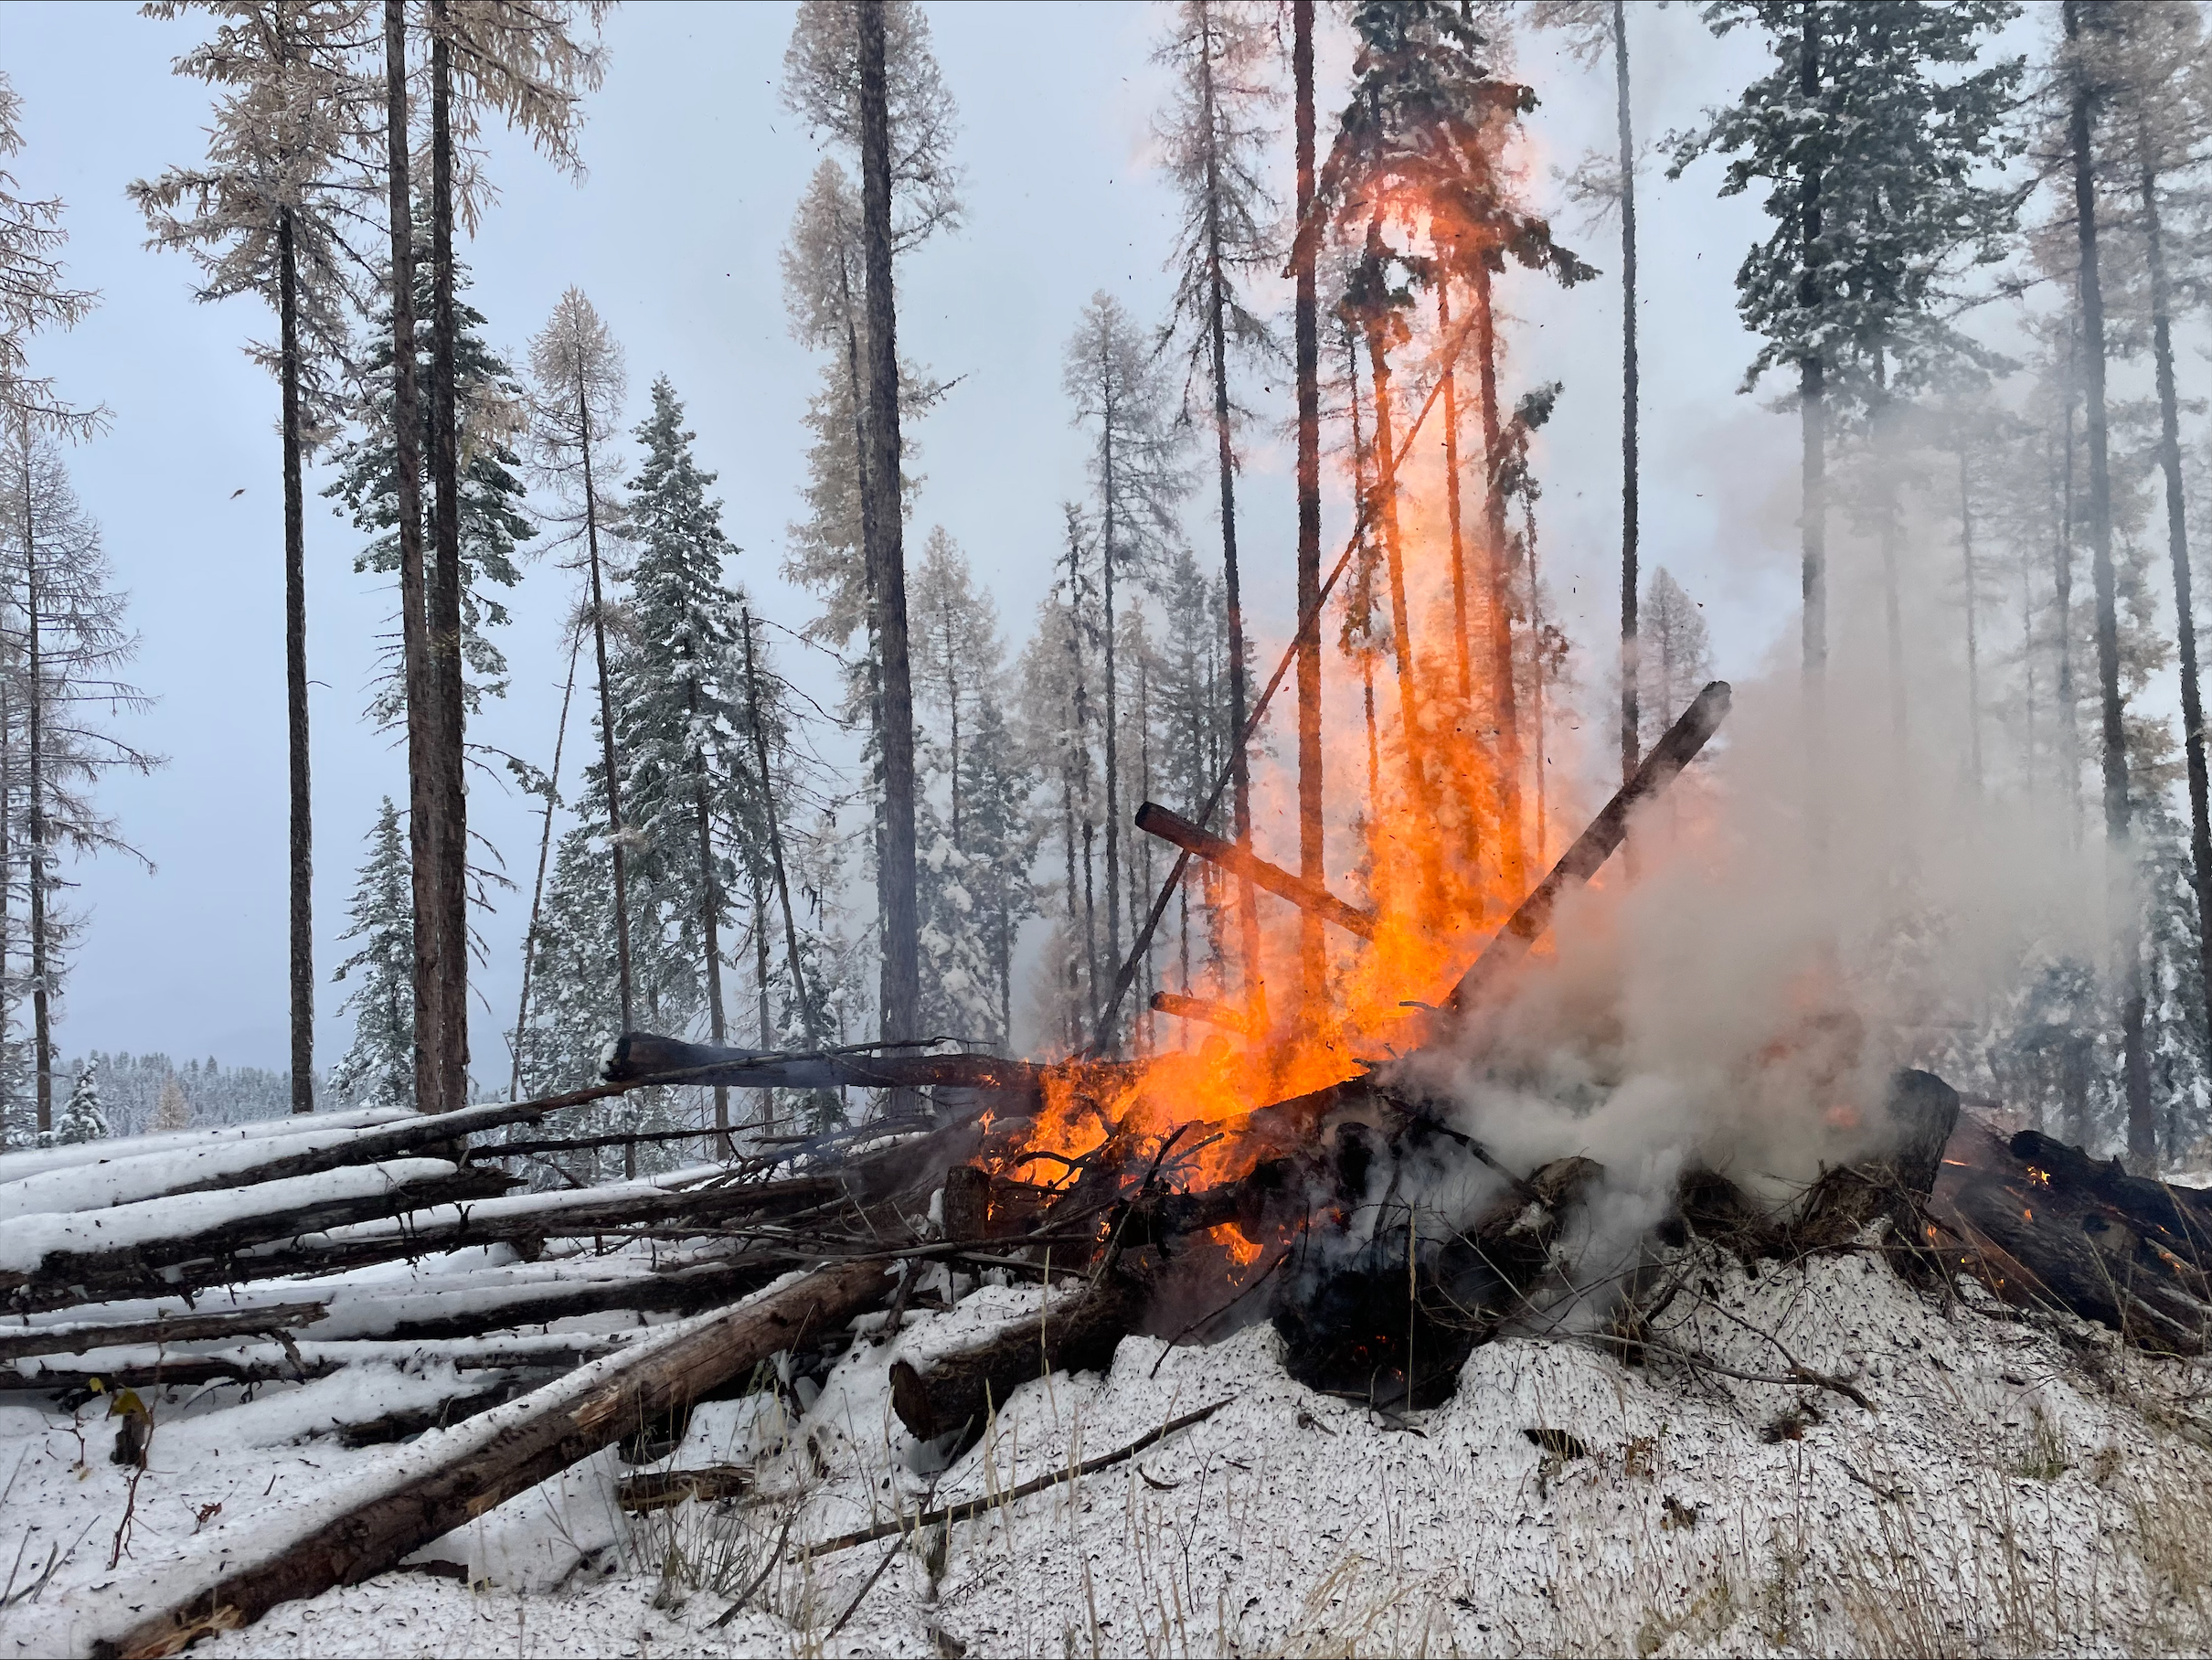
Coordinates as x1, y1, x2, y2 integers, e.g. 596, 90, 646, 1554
824, 1540, 901, 1640
1594, 1334, 1874, 1412
805, 1399, 1232, 1556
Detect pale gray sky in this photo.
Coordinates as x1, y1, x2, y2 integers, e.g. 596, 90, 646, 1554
5, 1, 1898, 1072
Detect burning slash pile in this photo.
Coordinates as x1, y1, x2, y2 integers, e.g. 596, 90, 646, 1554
8, 677, 2212, 1656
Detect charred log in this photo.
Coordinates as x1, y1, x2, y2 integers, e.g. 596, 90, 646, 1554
888, 1274, 1142, 1448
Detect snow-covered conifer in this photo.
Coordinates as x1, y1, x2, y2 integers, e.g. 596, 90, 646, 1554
329, 241, 532, 730
327, 797, 414, 1112
55, 1058, 102, 1144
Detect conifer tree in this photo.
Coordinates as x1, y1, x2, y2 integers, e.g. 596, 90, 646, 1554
1637, 568, 1713, 750
1062, 293, 1186, 1008
328, 797, 414, 1112
1154, 0, 1277, 996
1672, 1, 2021, 801
527, 288, 632, 1029
0, 74, 100, 441
2, 431, 155, 1135
133, 0, 380, 1114
781, 2, 959, 1058
329, 243, 532, 729
1531, 0, 1642, 786
383, 0, 606, 1115
2062, 0, 2154, 1162
616, 378, 748, 1144
55, 1057, 102, 1144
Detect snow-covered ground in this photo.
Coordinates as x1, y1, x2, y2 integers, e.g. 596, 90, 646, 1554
5, 1237, 2211, 1658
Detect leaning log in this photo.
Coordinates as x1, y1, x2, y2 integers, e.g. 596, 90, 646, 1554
1448, 680, 1729, 1016
79, 1259, 895, 1660
1133, 802, 1377, 939
889, 1274, 1141, 1445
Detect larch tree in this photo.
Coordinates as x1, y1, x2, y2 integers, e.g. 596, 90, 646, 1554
1154, 0, 1277, 1031
614, 378, 750, 1150
1637, 568, 1713, 751
781, 0, 958, 1058
1061, 291, 1186, 1030
0, 74, 101, 442
133, 1, 380, 1115
327, 795, 415, 1112
526, 288, 633, 1031
1, 432, 155, 1136
1672, 1, 2021, 810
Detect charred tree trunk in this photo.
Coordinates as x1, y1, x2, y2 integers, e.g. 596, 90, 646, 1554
19, 424, 48, 1137
1471, 257, 1524, 891
1798, 2, 1828, 844
890, 1274, 1140, 1446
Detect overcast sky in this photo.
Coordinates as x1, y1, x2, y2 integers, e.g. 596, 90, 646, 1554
6, 1, 1965, 1073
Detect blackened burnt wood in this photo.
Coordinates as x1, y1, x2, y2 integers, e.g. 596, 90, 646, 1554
88, 1260, 895, 1660
1449, 680, 1729, 1015
1133, 803, 1378, 940
889, 1276, 1142, 1445
604, 1033, 1064, 1109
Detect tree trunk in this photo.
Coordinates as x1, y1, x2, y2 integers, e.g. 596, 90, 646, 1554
1440, 282, 1470, 708
382, 0, 430, 1114
423, 0, 468, 1113
693, 762, 728, 1156
1798, 1, 1828, 841
577, 378, 633, 1036
2142, 157, 2212, 1098
2058, 337, 2082, 846
20, 428, 47, 1138
1199, 20, 1259, 1022
740, 612, 818, 1050
1525, 498, 1549, 867
1959, 440, 1983, 793
1100, 388, 1122, 986
2067, 0, 2154, 1166
1470, 256, 1523, 892
856, 3, 919, 1069
1292, 0, 1324, 1023
278, 206, 314, 1114
1615, 0, 1640, 790
511, 633, 580, 1100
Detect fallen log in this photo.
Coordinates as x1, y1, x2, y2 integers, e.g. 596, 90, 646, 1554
0, 1332, 643, 1391
0, 1301, 325, 1362
0, 1106, 413, 1191
603, 1032, 1068, 1108
616, 1464, 754, 1513
1148, 991, 1259, 1037
0, 1161, 516, 1316
889, 1274, 1142, 1445
80, 1259, 895, 1660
